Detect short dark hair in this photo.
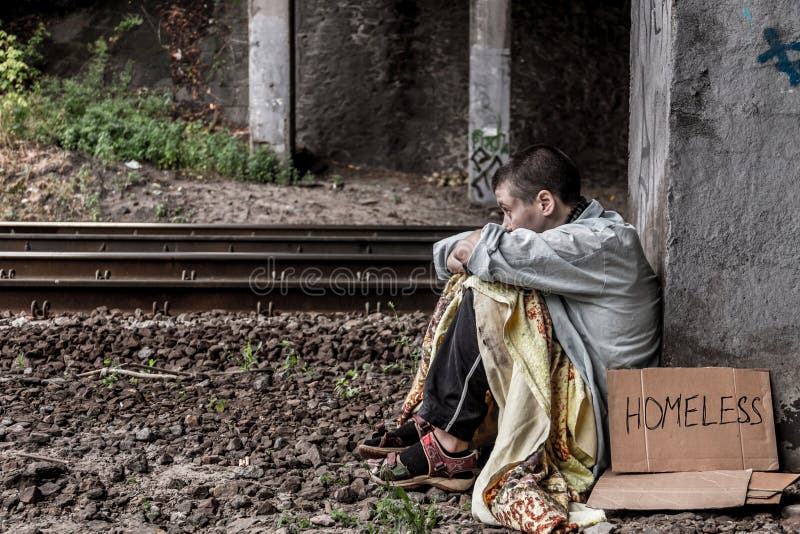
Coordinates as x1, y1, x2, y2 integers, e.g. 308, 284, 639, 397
491, 144, 582, 205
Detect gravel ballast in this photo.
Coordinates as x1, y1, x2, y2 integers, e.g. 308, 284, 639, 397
0, 309, 796, 533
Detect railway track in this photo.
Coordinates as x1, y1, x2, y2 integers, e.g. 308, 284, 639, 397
0, 223, 473, 317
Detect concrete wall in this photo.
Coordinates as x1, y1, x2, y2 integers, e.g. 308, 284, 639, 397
294, 0, 470, 173
512, 0, 631, 190
36, 0, 631, 178
627, 0, 671, 273
629, 0, 800, 467
295, 0, 631, 177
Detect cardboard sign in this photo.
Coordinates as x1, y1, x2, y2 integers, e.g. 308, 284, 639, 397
608, 368, 779, 473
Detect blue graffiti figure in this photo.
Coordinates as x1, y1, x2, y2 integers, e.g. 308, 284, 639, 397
758, 27, 800, 86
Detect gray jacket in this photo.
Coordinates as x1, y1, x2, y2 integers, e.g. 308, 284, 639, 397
432, 200, 661, 472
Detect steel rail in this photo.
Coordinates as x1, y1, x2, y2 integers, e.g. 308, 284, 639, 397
0, 224, 468, 316
0, 222, 475, 237
0, 234, 444, 254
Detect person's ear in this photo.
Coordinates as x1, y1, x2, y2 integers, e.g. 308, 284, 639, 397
537, 190, 555, 216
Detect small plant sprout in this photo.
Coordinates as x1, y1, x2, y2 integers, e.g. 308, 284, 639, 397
279, 340, 306, 375
207, 397, 226, 412
330, 509, 358, 527
372, 485, 441, 533
100, 358, 120, 387
239, 340, 262, 371
15, 351, 25, 368
113, 14, 144, 36
334, 368, 361, 399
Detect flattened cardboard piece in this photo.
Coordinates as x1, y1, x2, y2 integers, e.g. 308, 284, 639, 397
608, 368, 778, 473
748, 471, 800, 491
746, 494, 782, 505
744, 472, 800, 504
586, 470, 752, 510
746, 489, 779, 498
587, 470, 799, 510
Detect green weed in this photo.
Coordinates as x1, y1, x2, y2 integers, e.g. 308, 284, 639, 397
113, 14, 143, 36
370, 485, 441, 533
331, 510, 358, 527
330, 509, 357, 527
279, 340, 307, 375
101, 358, 119, 387
207, 397, 226, 412
334, 368, 361, 399
387, 301, 424, 371
275, 512, 313, 531
238, 340, 262, 371
0, 21, 46, 94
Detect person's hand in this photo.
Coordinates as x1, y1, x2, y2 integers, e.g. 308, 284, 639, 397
446, 229, 482, 274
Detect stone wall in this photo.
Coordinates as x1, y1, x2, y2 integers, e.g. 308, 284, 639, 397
630, 0, 800, 467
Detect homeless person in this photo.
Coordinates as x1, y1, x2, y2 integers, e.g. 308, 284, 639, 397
358, 144, 661, 532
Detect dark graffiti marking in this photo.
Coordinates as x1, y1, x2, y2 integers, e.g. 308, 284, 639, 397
758, 27, 800, 86
469, 127, 509, 200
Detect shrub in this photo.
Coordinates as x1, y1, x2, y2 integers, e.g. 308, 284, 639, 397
0, 20, 46, 93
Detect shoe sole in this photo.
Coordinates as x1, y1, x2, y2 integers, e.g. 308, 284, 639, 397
370, 473, 476, 492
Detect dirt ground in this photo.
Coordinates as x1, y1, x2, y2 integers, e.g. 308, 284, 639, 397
0, 141, 628, 226
1, 309, 800, 533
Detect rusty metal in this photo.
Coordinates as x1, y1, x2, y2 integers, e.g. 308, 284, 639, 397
1, 279, 440, 314
0, 234, 444, 254
0, 224, 463, 315
0, 222, 473, 237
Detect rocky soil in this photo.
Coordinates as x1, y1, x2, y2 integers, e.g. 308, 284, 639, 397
0, 309, 799, 533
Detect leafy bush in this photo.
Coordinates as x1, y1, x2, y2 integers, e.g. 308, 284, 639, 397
0, 28, 298, 183
0, 21, 46, 93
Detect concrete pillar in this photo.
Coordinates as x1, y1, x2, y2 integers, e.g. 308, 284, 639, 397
248, 0, 293, 157
630, 1, 800, 467
468, 0, 511, 206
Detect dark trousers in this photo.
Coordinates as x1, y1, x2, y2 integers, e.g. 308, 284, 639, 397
418, 288, 490, 442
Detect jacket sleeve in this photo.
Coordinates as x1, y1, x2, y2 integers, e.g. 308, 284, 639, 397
465, 222, 610, 298
432, 230, 474, 281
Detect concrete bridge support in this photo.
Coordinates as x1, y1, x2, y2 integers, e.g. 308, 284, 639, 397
248, 0, 294, 158
468, 0, 511, 206
629, 0, 800, 467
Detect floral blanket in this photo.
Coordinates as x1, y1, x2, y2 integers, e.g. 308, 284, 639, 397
398, 274, 605, 533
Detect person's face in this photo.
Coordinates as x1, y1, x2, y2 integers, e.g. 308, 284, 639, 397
494, 182, 557, 233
